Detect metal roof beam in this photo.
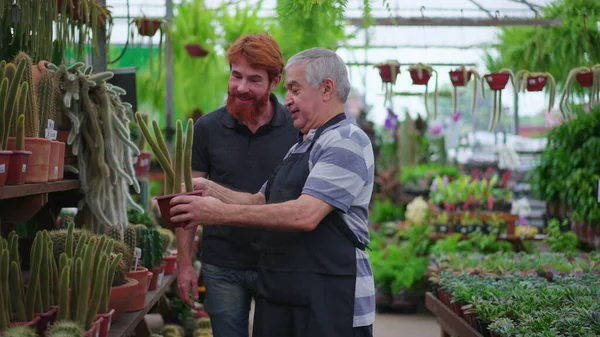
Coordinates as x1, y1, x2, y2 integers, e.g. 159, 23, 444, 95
346, 62, 477, 67
346, 16, 561, 27
339, 43, 497, 50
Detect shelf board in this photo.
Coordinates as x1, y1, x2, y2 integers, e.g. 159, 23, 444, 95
108, 273, 176, 337
425, 292, 483, 337
428, 233, 547, 242
0, 180, 81, 200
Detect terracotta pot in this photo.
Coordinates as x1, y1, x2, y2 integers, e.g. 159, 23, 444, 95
83, 316, 103, 337
526, 75, 547, 92
9, 316, 41, 330
57, 141, 65, 180
126, 267, 151, 312
185, 43, 209, 58
136, 18, 162, 37
47, 140, 60, 181
576, 71, 594, 87
0, 150, 12, 187
6, 150, 31, 185
484, 73, 510, 90
409, 69, 431, 85
107, 277, 138, 322
134, 150, 151, 177
155, 190, 204, 228
449, 69, 472, 87
148, 265, 165, 291
376, 64, 401, 84
96, 308, 115, 337
162, 255, 177, 275
34, 305, 58, 335
7, 137, 51, 183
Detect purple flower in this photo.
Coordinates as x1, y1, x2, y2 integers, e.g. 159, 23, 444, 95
430, 178, 438, 192
428, 122, 443, 137
384, 108, 398, 131
443, 175, 449, 187
516, 216, 528, 225
451, 111, 462, 122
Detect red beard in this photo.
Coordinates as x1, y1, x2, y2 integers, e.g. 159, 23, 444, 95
226, 89, 270, 124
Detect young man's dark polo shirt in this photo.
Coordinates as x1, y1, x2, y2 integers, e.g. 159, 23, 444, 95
192, 94, 297, 270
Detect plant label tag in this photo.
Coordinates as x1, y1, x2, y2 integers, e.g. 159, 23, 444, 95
0, 164, 4, 173
158, 271, 164, 286
54, 166, 59, 175
47, 119, 55, 130
22, 164, 26, 172
51, 130, 57, 140
134, 247, 142, 259
45, 128, 51, 139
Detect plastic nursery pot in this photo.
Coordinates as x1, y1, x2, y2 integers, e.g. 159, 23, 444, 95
47, 140, 60, 181
83, 316, 104, 337
126, 267, 151, 312
107, 277, 138, 322
137, 18, 162, 37
185, 43, 209, 58
57, 141, 65, 180
0, 150, 12, 187
96, 308, 115, 337
576, 71, 594, 87
9, 316, 41, 331
449, 70, 472, 87
155, 190, 204, 228
484, 73, 510, 91
7, 137, 51, 183
34, 305, 58, 335
409, 69, 432, 85
376, 64, 401, 83
162, 255, 177, 275
134, 150, 151, 176
6, 150, 32, 185
526, 75, 547, 92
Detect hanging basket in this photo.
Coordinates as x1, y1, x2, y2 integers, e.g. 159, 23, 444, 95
185, 43, 209, 58
526, 75, 547, 92
375, 63, 401, 84
135, 18, 163, 37
409, 69, 431, 85
576, 71, 594, 87
484, 73, 510, 91
449, 70, 472, 87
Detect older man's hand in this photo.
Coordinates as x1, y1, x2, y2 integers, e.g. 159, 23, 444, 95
170, 195, 224, 230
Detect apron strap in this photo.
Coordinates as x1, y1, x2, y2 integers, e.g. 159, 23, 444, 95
327, 211, 370, 251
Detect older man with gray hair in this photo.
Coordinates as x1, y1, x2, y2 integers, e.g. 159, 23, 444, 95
169, 47, 376, 337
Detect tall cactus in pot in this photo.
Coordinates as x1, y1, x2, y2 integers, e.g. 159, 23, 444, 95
0, 58, 27, 150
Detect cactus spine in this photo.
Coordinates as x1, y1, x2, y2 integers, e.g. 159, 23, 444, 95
2, 325, 37, 337
12, 52, 38, 138
135, 112, 194, 194
48, 321, 84, 337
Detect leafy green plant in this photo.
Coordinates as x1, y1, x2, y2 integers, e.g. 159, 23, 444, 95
370, 199, 405, 224
544, 218, 579, 253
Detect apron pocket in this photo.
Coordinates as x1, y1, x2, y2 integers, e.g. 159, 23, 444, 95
258, 269, 310, 305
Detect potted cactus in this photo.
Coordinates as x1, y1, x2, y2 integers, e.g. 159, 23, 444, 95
135, 113, 200, 228
559, 65, 600, 118
133, 113, 152, 177
374, 60, 401, 84
514, 70, 556, 112
408, 63, 439, 119
482, 68, 515, 131
449, 66, 481, 116
141, 228, 165, 291
159, 229, 177, 275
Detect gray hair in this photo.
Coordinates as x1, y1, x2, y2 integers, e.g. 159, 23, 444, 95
285, 48, 351, 103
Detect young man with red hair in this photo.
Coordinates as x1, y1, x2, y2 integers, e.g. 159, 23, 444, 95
175, 33, 296, 337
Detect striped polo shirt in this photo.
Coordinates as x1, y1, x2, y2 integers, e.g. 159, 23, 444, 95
261, 115, 376, 327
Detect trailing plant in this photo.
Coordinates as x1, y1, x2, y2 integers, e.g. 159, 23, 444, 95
481, 68, 515, 131
514, 70, 557, 112
450, 66, 481, 116
559, 64, 600, 118
47, 62, 143, 235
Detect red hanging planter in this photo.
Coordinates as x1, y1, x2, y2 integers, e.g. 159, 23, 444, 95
409, 69, 432, 85
526, 75, 547, 92
484, 73, 510, 91
449, 69, 472, 87
375, 62, 401, 84
185, 43, 209, 58
576, 71, 594, 87
135, 17, 163, 37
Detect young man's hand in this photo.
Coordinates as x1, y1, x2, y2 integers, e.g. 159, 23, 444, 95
177, 262, 199, 307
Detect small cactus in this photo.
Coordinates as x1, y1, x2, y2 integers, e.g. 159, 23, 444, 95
2, 325, 37, 337
106, 225, 123, 241
196, 317, 211, 330
37, 71, 58, 138
48, 320, 85, 337
15, 114, 25, 151
124, 225, 137, 252
12, 52, 38, 138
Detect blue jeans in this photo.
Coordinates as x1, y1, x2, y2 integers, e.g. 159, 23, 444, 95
202, 263, 258, 337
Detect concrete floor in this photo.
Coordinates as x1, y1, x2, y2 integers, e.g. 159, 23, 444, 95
147, 312, 441, 337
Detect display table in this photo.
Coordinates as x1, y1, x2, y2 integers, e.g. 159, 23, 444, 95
425, 292, 483, 337
108, 273, 176, 337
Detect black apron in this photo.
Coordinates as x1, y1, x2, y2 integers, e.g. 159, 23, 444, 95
253, 113, 367, 337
